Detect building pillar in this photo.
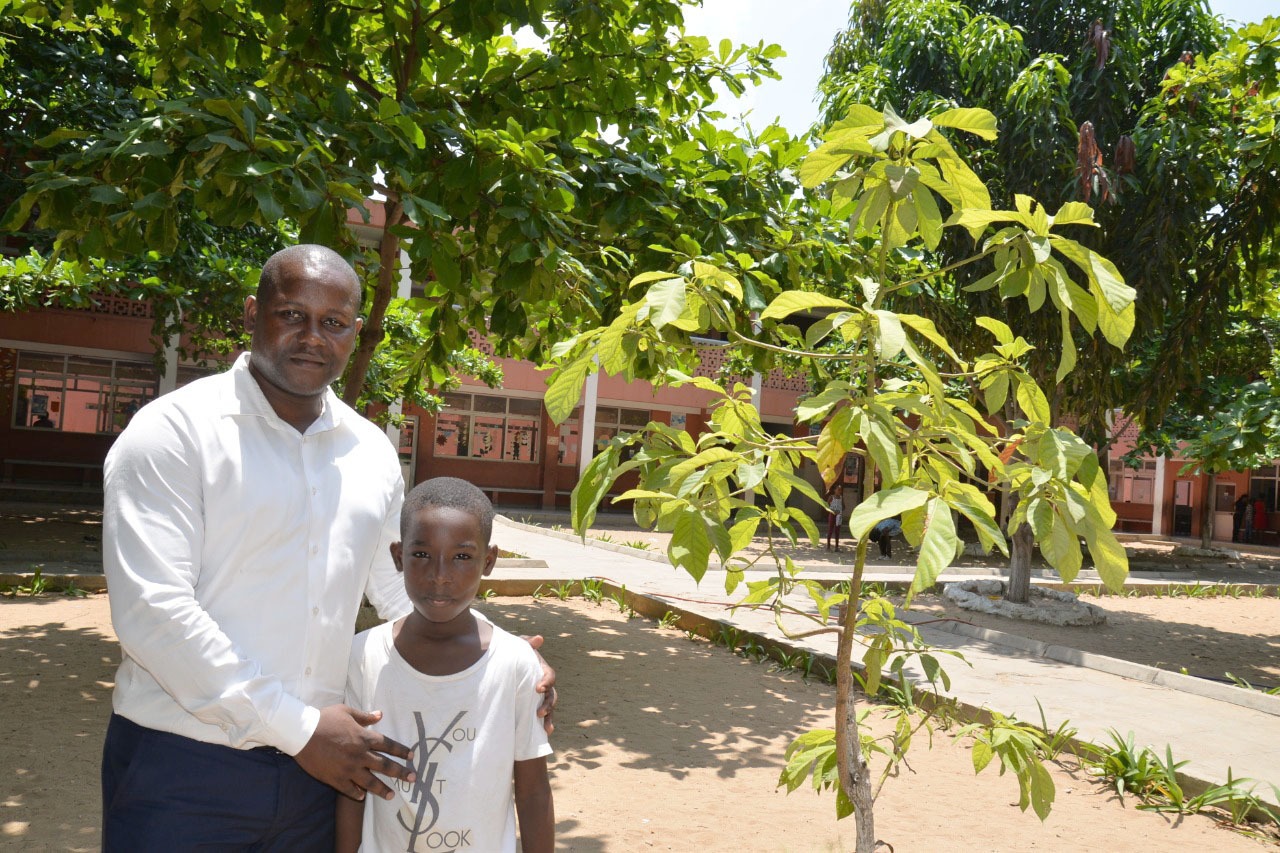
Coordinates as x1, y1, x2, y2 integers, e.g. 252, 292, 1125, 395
160, 329, 180, 395
1152, 455, 1167, 535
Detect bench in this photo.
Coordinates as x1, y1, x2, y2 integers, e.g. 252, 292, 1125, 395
2, 458, 103, 485
480, 486, 573, 505
1116, 517, 1153, 534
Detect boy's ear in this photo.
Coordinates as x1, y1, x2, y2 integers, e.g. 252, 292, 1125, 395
390, 541, 404, 572
482, 543, 498, 577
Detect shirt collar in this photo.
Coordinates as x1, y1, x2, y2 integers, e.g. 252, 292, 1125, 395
222, 352, 344, 435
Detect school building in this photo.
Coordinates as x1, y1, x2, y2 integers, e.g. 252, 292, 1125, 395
0, 219, 1271, 541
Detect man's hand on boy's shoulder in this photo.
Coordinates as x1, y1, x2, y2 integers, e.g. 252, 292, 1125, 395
294, 705, 416, 800
523, 634, 557, 734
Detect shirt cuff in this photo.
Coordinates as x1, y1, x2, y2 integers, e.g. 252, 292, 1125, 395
267, 697, 322, 757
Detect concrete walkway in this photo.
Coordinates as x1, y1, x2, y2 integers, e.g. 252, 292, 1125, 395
490, 516, 1280, 806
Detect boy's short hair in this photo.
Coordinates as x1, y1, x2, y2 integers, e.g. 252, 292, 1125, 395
401, 477, 495, 543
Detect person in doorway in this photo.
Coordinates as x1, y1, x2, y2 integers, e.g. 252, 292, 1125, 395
1253, 495, 1268, 541
100, 244, 556, 851
337, 477, 553, 853
1244, 495, 1256, 544
1233, 494, 1249, 542
825, 486, 844, 551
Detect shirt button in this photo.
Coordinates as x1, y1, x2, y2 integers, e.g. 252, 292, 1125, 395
311, 487, 318, 496
311, 545, 318, 555
304, 667, 312, 676
312, 607, 319, 616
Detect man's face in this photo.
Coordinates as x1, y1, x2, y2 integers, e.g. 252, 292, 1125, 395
244, 257, 363, 405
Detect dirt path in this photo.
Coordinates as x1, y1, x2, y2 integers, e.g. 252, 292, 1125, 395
3, 594, 1274, 852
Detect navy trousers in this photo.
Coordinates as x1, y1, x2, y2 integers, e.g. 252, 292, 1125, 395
102, 714, 335, 852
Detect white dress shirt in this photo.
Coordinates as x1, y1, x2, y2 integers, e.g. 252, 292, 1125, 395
103, 352, 411, 756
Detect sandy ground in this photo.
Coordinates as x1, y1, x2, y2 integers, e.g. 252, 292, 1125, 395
3, 593, 1276, 852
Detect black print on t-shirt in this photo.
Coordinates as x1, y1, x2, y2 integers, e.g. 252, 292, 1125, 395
396, 709, 478, 851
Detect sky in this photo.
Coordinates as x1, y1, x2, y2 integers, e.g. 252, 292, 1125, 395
683, 0, 1277, 137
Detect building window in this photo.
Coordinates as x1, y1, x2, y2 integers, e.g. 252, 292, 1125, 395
11, 351, 157, 434
1109, 459, 1155, 503
558, 407, 582, 467
594, 406, 650, 460
1250, 465, 1279, 513
434, 392, 542, 463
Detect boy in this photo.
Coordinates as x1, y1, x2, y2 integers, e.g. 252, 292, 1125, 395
337, 477, 554, 852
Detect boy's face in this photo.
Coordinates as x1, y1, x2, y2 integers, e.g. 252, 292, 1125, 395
391, 505, 497, 626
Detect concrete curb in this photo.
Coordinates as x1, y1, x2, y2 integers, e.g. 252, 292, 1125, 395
913, 616, 1280, 718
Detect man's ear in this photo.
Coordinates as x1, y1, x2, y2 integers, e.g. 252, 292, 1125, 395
482, 544, 498, 577
390, 541, 404, 572
243, 295, 258, 334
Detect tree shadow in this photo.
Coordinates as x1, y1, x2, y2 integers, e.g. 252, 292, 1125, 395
476, 599, 834, 780
0, 601, 116, 852
906, 594, 1280, 688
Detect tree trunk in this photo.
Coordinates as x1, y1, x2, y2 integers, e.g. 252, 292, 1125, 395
1005, 522, 1034, 604
1199, 472, 1216, 550
837, 545, 878, 853
342, 198, 404, 407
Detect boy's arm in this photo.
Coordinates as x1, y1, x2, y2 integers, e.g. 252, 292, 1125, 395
334, 794, 365, 853
514, 756, 553, 853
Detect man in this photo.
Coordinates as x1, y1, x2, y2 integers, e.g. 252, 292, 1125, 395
101, 245, 553, 850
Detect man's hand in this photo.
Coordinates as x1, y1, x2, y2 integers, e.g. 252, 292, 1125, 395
293, 705, 415, 801
524, 634, 557, 734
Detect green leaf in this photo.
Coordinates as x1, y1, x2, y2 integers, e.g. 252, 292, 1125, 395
670, 506, 712, 582
571, 445, 618, 535
1041, 507, 1083, 582
761, 291, 853, 322
1015, 377, 1050, 423
799, 133, 874, 188
972, 739, 994, 774
847, 487, 929, 540
645, 274, 688, 330
1050, 201, 1096, 228
931, 107, 998, 141
545, 358, 590, 423
872, 310, 906, 359
913, 497, 958, 594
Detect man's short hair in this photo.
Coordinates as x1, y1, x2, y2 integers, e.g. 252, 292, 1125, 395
401, 477, 495, 543
258, 244, 362, 310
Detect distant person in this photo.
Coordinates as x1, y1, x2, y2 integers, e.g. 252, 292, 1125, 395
826, 487, 844, 551
1244, 495, 1256, 543
337, 477, 553, 853
1233, 494, 1249, 542
1253, 495, 1268, 540
869, 517, 903, 558
31, 413, 53, 428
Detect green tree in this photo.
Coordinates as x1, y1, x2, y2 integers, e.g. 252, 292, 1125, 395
546, 105, 1131, 851
818, 1, 1280, 598
2, 0, 791, 407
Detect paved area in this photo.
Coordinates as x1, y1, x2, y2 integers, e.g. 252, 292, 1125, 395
489, 517, 1280, 805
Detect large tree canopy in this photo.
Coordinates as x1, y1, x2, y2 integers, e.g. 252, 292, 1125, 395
819, 0, 1280, 446
3, 0, 865, 406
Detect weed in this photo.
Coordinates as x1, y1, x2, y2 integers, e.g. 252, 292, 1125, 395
1085, 729, 1167, 801
594, 532, 615, 544
62, 581, 90, 598
622, 539, 653, 551
3, 568, 49, 598
1226, 672, 1280, 695
551, 581, 575, 601
657, 611, 681, 631
683, 628, 701, 642
716, 624, 742, 651
1034, 699, 1080, 761
531, 585, 547, 601
476, 588, 497, 602
608, 585, 629, 612
580, 578, 605, 604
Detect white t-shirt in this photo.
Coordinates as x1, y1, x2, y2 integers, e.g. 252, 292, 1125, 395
346, 620, 553, 853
